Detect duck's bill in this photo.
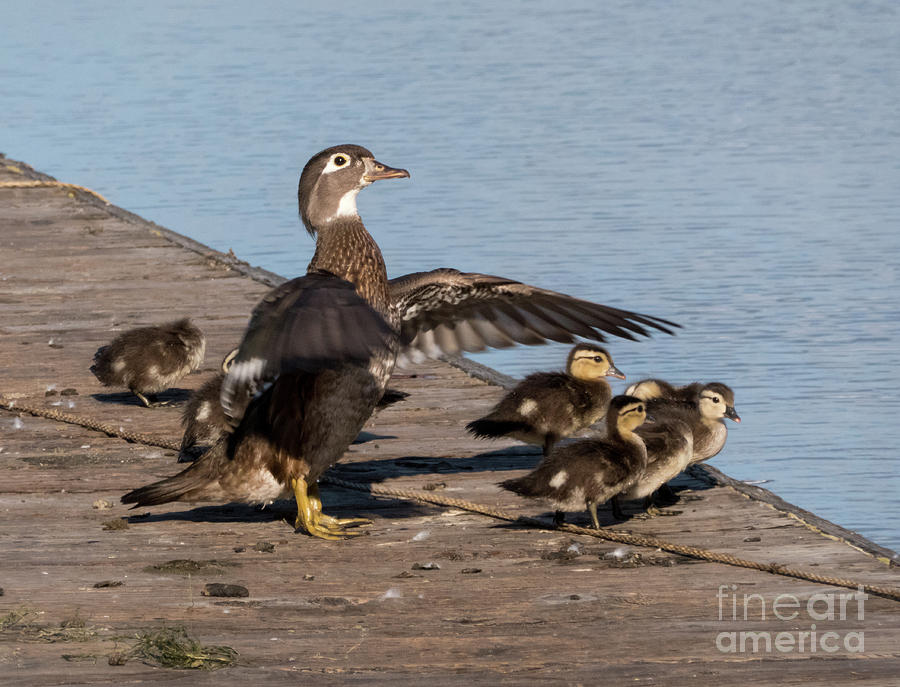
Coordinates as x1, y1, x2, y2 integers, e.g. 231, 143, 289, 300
364, 159, 410, 182
726, 406, 741, 422
606, 365, 626, 380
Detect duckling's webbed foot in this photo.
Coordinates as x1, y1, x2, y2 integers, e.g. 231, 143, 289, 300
133, 391, 157, 407
134, 392, 169, 408
638, 495, 682, 519
588, 502, 601, 529
644, 503, 663, 518
291, 478, 369, 540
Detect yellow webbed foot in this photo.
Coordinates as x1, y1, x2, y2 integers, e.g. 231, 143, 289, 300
310, 484, 370, 535
292, 478, 371, 540
318, 514, 373, 529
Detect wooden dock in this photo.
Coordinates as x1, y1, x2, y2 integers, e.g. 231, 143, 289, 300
1, 155, 898, 685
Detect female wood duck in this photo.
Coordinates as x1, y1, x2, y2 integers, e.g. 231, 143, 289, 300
500, 395, 648, 528
122, 144, 676, 540
466, 343, 624, 456
91, 318, 205, 407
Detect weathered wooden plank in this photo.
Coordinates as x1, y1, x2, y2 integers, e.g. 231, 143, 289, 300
1, 155, 898, 685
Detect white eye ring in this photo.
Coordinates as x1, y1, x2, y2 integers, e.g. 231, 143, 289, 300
323, 153, 353, 174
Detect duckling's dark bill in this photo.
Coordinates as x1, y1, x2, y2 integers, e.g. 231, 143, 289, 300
607, 365, 626, 380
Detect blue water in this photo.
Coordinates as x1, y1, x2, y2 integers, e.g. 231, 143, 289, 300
3, 1, 899, 552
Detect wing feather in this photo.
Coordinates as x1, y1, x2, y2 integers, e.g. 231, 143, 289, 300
222, 272, 394, 426
389, 268, 677, 360
466, 312, 516, 349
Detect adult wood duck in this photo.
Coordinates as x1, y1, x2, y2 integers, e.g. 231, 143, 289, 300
500, 395, 649, 528
122, 144, 677, 540
466, 343, 624, 456
90, 318, 205, 407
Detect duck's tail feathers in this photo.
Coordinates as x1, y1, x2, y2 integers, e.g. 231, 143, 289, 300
499, 473, 542, 498
466, 418, 531, 439
121, 462, 218, 507
377, 388, 410, 409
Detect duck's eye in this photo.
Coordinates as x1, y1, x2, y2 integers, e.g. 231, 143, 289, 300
333, 155, 348, 167
593, 356, 604, 362
637, 405, 644, 413
712, 396, 720, 403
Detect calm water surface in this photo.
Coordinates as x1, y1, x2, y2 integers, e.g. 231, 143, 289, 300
3, 1, 899, 551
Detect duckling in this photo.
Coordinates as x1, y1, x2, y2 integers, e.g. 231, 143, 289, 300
645, 382, 740, 464
615, 417, 693, 517
500, 395, 648, 528
123, 144, 676, 541
467, 343, 624, 456
91, 318, 205, 407
177, 351, 237, 463
625, 378, 702, 402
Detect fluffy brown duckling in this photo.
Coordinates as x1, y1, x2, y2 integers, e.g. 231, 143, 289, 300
615, 417, 693, 516
644, 382, 740, 464
177, 351, 237, 462
467, 343, 625, 456
91, 318, 206, 407
625, 378, 702, 402
500, 395, 648, 528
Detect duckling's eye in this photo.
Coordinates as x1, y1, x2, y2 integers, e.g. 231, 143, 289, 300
593, 356, 604, 363
712, 396, 720, 403
333, 155, 348, 167
637, 405, 644, 413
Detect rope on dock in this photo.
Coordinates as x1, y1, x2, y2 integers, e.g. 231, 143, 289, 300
0, 180, 110, 204
322, 476, 900, 601
3, 396, 899, 602
0, 397, 179, 452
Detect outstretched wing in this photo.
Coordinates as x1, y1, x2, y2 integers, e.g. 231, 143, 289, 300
390, 268, 678, 360
222, 271, 395, 426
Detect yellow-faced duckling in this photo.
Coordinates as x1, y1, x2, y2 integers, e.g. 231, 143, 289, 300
615, 417, 693, 516
645, 382, 740, 464
500, 395, 648, 528
123, 144, 676, 541
467, 344, 624, 455
625, 378, 703, 402
91, 318, 205, 407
